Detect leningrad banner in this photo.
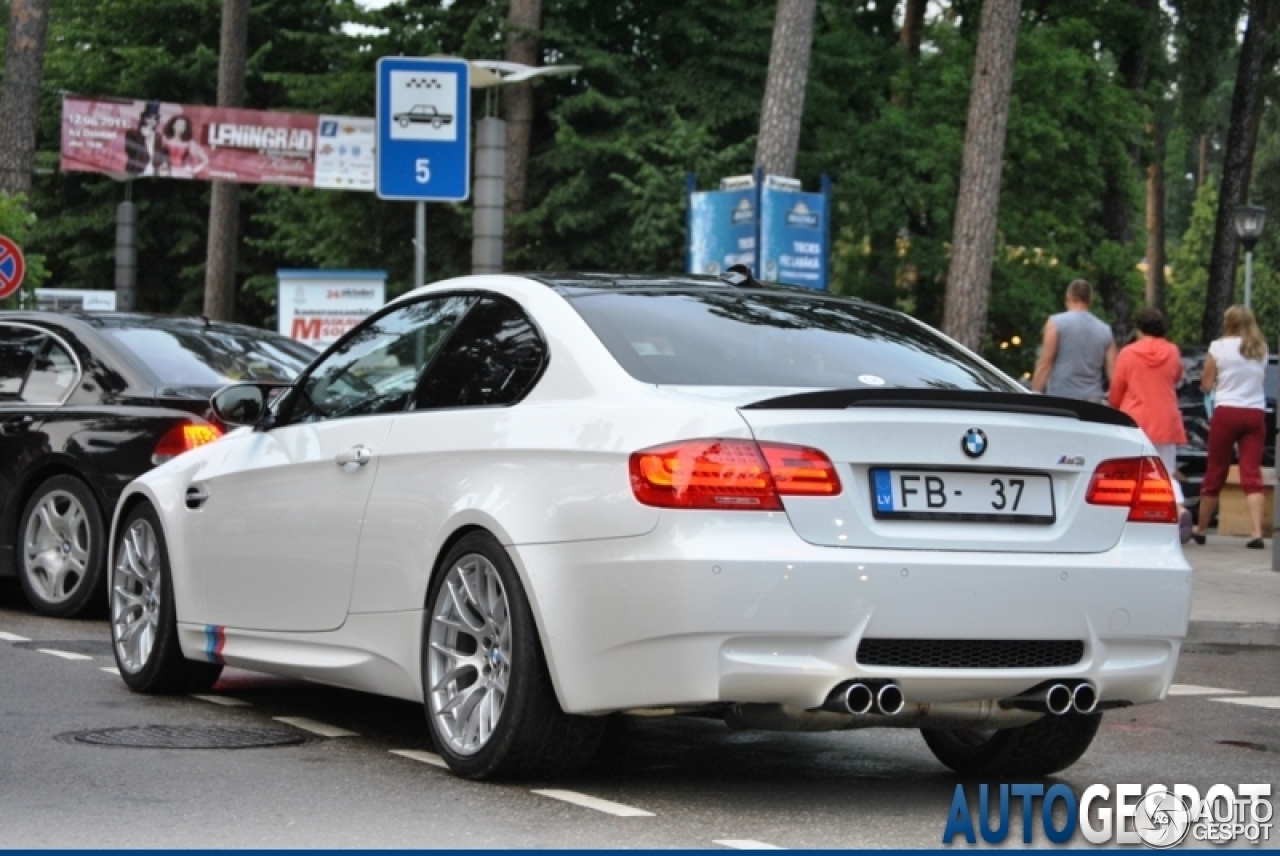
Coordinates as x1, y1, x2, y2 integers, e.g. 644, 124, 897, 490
60, 95, 375, 191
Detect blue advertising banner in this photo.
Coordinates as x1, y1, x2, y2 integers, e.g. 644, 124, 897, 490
687, 188, 756, 276
758, 186, 828, 290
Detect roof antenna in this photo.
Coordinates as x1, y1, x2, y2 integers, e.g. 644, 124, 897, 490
720, 264, 760, 288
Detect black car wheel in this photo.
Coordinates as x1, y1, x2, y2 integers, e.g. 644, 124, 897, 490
110, 502, 222, 694
17, 474, 106, 618
422, 532, 604, 780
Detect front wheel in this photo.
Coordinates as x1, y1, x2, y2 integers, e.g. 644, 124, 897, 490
422, 532, 603, 780
110, 503, 222, 694
921, 712, 1102, 777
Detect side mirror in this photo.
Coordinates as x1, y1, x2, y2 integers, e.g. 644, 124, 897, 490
210, 383, 268, 428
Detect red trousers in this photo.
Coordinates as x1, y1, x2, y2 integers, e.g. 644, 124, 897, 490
1202, 405, 1266, 497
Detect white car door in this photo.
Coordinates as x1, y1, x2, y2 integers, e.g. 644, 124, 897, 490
196, 295, 474, 632
350, 295, 550, 614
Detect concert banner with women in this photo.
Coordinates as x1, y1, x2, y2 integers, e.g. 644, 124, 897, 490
59, 95, 374, 191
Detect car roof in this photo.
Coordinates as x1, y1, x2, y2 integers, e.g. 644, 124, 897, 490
0, 310, 293, 340
520, 271, 863, 302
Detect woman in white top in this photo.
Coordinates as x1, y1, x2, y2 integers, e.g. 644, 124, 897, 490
1191, 305, 1269, 547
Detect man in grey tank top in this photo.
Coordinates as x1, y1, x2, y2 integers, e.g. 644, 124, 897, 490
1031, 279, 1117, 401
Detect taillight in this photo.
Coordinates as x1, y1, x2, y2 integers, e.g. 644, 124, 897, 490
629, 439, 841, 510
1085, 456, 1177, 523
152, 421, 223, 466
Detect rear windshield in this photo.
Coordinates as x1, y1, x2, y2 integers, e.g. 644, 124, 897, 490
567, 289, 1019, 391
102, 325, 315, 387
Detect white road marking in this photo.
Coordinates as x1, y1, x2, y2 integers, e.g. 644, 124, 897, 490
1168, 684, 1245, 696
100, 667, 119, 675
192, 694, 250, 707
272, 716, 359, 738
389, 749, 448, 768
714, 840, 783, 850
37, 648, 93, 661
531, 789, 654, 817
1213, 696, 1280, 710
0, 631, 30, 642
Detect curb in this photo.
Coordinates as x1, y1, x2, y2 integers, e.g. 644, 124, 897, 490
1186, 620, 1280, 648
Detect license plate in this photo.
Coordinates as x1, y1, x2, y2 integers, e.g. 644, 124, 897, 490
870, 468, 1055, 524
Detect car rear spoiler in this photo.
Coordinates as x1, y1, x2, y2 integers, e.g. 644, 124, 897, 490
741, 388, 1136, 428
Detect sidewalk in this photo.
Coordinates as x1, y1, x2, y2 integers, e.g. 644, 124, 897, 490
1183, 533, 1280, 646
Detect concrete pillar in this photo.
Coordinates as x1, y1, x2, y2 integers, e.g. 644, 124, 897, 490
115, 199, 137, 311
472, 117, 506, 274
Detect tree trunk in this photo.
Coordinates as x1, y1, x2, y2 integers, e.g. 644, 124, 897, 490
1197, 133, 1209, 188
1095, 0, 1155, 341
941, 0, 1021, 352
1146, 113, 1167, 310
1201, 0, 1278, 344
755, 0, 818, 178
503, 0, 541, 219
203, 0, 250, 321
900, 0, 928, 60
0, 0, 52, 198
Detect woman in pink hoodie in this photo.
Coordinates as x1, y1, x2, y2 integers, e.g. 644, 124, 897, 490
1109, 308, 1189, 525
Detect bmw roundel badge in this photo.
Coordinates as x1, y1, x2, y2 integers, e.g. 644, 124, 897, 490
961, 428, 988, 459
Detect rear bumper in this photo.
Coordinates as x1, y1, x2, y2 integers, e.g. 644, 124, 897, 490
512, 514, 1191, 714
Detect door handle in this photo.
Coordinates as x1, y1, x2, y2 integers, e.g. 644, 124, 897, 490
335, 446, 372, 467
185, 485, 209, 510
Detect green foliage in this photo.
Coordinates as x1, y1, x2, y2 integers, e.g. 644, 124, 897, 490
3, 0, 1246, 361
0, 193, 50, 308
1168, 179, 1218, 345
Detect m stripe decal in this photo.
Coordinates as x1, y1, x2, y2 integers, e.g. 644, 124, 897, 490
204, 625, 226, 664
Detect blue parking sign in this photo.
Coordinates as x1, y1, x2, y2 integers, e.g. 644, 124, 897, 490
376, 57, 470, 201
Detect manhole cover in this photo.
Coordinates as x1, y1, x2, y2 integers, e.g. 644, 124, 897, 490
16, 640, 113, 656
60, 725, 311, 749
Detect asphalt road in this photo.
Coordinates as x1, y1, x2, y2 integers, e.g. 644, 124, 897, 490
0, 578, 1275, 849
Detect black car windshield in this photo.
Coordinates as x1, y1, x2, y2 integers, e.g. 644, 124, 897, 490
100, 322, 315, 387
566, 289, 1020, 391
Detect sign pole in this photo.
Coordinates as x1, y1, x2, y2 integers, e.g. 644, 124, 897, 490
415, 201, 426, 288
376, 55, 471, 288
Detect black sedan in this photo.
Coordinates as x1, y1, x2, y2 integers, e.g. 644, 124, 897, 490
0, 311, 315, 617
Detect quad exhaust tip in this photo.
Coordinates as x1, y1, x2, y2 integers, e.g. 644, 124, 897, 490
824, 681, 905, 716
876, 683, 905, 716
842, 682, 875, 715
1045, 683, 1073, 716
1072, 682, 1098, 714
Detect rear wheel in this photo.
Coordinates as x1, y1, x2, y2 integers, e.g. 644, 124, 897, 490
422, 532, 603, 780
921, 712, 1102, 777
110, 503, 222, 694
18, 475, 106, 618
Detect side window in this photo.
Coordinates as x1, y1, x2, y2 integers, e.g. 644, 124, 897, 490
413, 297, 546, 410
22, 339, 78, 404
288, 296, 473, 424
0, 326, 45, 400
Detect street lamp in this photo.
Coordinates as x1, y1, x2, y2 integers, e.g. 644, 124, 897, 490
1233, 203, 1267, 309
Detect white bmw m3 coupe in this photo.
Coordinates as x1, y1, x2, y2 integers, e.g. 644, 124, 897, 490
108, 272, 1191, 780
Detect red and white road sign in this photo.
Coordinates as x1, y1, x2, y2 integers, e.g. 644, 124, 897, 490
0, 235, 26, 300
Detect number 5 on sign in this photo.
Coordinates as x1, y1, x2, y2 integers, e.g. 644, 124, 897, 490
415, 159, 431, 184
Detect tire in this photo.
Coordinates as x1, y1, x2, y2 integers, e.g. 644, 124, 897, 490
422, 532, 604, 780
17, 475, 107, 618
110, 502, 222, 695
921, 712, 1102, 777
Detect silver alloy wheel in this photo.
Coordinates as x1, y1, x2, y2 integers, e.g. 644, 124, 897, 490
427, 553, 512, 756
22, 489, 92, 604
111, 519, 163, 674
